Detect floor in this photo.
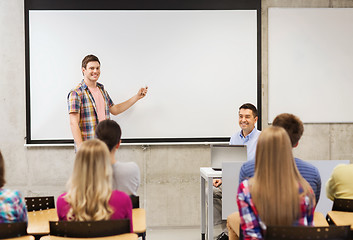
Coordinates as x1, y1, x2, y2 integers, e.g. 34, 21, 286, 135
146, 227, 201, 240
146, 225, 223, 240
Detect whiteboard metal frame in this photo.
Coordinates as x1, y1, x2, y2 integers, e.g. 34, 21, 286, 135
24, 0, 262, 145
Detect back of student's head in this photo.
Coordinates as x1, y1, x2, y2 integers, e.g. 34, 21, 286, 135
239, 103, 258, 118
272, 113, 304, 147
0, 151, 5, 188
96, 120, 122, 152
65, 139, 113, 221
252, 126, 313, 226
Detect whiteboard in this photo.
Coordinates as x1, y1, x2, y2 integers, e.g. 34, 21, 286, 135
268, 8, 353, 123
28, 10, 258, 142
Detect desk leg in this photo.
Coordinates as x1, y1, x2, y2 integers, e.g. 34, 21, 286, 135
201, 176, 206, 240
207, 177, 214, 240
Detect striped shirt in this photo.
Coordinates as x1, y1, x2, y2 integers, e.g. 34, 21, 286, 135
237, 180, 315, 240
67, 80, 114, 141
0, 189, 28, 223
239, 158, 321, 203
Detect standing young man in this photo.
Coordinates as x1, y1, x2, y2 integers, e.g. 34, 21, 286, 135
214, 103, 261, 240
68, 54, 148, 149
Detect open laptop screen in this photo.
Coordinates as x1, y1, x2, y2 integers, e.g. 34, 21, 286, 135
211, 144, 247, 170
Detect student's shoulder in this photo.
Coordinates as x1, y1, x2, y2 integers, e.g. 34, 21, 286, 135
238, 179, 251, 196
111, 190, 130, 200
332, 163, 353, 174
56, 193, 68, 205
125, 161, 140, 171
69, 81, 86, 94
0, 188, 23, 200
241, 159, 255, 170
114, 161, 140, 174
115, 161, 139, 167
295, 158, 321, 181
295, 158, 318, 171
111, 190, 132, 208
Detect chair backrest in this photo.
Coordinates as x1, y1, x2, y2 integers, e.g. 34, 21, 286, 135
332, 198, 353, 212
0, 222, 28, 239
265, 225, 351, 240
49, 219, 130, 238
25, 196, 55, 211
239, 225, 244, 240
130, 195, 140, 209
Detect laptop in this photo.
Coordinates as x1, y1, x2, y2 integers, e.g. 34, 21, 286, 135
211, 144, 247, 170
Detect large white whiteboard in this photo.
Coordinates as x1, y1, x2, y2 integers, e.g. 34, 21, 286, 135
268, 8, 353, 123
29, 10, 258, 142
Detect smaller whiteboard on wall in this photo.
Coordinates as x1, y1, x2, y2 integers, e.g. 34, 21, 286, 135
268, 8, 353, 123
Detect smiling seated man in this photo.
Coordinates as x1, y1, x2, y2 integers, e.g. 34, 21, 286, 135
213, 103, 261, 240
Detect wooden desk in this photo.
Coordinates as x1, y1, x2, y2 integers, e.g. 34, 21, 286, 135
40, 233, 138, 240
2, 236, 35, 240
327, 211, 353, 230
313, 212, 329, 226
132, 208, 146, 234
27, 209, 59, 235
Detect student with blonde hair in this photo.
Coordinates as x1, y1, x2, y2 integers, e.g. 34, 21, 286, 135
56, 139, 133, 231
235, 127, 315, 240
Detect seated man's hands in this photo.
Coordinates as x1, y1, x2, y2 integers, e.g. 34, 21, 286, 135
213, 179, 222, 187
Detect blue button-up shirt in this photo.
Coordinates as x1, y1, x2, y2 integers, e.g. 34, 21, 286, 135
229, 128, 261, 161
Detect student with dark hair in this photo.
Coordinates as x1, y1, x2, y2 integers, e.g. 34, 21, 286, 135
96, 119, 140, 196
68, 54, 148, 149
0, 150, 27, 223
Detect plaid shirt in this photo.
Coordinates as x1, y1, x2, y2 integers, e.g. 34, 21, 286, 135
67, 80, 114, 141
237, 179, 315, 240
0, 189, 28, 223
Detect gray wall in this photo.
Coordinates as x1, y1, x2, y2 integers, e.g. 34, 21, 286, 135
1, 0, 352, 228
